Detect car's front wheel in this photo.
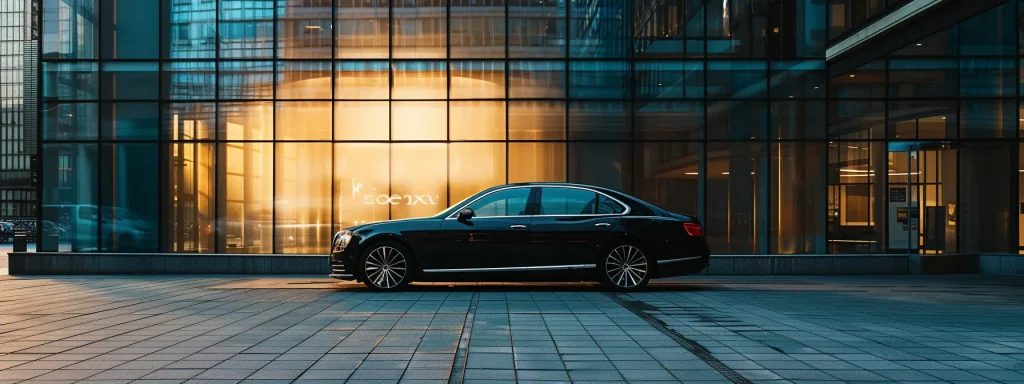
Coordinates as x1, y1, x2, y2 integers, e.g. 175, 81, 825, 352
360, 241, 413, 291
600, 244, 651, 291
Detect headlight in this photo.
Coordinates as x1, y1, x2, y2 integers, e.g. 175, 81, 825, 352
332, 230, 353, 253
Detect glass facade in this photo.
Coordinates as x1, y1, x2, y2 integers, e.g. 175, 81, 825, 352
35, 0, 1024, 255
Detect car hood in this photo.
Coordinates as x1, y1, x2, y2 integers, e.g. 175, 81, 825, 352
344, 216, 439, 233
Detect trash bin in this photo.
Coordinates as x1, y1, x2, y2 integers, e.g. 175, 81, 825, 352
13, 231, 27, 252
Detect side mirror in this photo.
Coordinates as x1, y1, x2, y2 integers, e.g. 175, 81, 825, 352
458, 208, 475, 222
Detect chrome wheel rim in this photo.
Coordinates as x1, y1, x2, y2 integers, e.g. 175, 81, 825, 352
364, 246, 407, 289
606, 245, 648, 289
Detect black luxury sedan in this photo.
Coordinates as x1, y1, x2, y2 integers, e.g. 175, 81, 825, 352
329, 183, 710, 291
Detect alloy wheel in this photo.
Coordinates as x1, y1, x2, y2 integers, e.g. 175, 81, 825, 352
606, 245, 648, 289
364, 246, 408, 289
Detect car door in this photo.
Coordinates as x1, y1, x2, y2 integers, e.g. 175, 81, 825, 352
430, 187, 535, 270
526, 187, 626, 268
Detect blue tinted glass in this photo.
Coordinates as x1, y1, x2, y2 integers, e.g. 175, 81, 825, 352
707, 100, 768, 140
570, 0, 630, 58
829, 60, 884, 99
508, 0, 566, 58
684, 0, 705, 56
707, 0, 766, 57
164, 0, 216, 58
101, 0, 158, 59
889, 59, 955, 99
569, 61, 630, 99
41, 143, 99, 252
101, 102, 159, 140
634, 101, 704, 140
635, 62, 703, 99
770, 61, 825, 99
509, 61, 566, 98
162, 62, 216, 100
219, 0, 274, 59
960, 100, 1016, 139
568, 143, 631, 191
959, 2, 1015, 56
771, 101, 826, 139
707, 61, 767, 98
43, 103, 99, 140
43, 0, 97, 59
960, 58, 1015, 97
101, 143, 159, 252
219, 61, 274, 100
43, 62, 99, 101
569, 101, 630, 140
101, 62, 159, 100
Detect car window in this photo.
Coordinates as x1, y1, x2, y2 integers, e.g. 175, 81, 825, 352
539, 188, 599, 215
597, 195, 626, 214
468, 188, 531, 217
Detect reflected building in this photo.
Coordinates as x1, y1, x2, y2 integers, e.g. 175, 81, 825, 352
35, 0, 1024, 258
1, 0, 38, 222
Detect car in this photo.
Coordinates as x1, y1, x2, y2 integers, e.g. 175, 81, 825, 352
329, 182, 710, 291
0, 221, 13, 242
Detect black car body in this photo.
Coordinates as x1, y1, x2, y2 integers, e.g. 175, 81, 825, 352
330, 183, 710, 290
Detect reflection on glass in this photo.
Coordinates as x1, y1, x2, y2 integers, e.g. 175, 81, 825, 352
101, 102, 159, 140
277, 0, 332, 58
508, 0, 566, 57
569, 143, 630, 191
101, 143, 159, 252
771, 101, 826, 139
569, 101, 629, 140
509, 142, 565, 182
707, 100, 768, 140
635, 101, 703, 141
336, 61, 390, 99
166, 143, 216, 253
218, 0, 274, 58
336, 143, 391, 228
771, 143, 826, 254
635, 61, 704, 99
959, 2, 1015, 56
451, 61, 506, 99
40, 143, 99, 252
393, 0, 448, 58
101, 62, 159, 100
276, 61, 332, 99
392, 61, 448, 99
570, 0, 629, 58
960, 100, 1016, 139
43, 0, 97, 59
887, 100, 955, 139
705, 142, 767, 254
827, 141, 884, 253
101, 0, 158, 59
165, 103, 216, 141
509, 101, 566, 140
633, 0, 685, 59
219, 102, 274, 140
888, 59, 955, 99
392, 144, 448, 219
451, 101, 506, 141
706, 0, 765, 57
451, 0, 506, 58
770, 61, 826, 99
707, 61, 767, 98
960, 58, 1015, 97
219, 61, 274, 100
220, 142, 273, 253
43, 62, 99, 100
569, 61, 630, 99
828, 101, 884, 140
392, 101, 447, 140
335, 101, 389, 141
276, 143, 331, 254
633, 142, 702, 217
162, 62, 216, 100
960, 144, 1013, 252
337, 0, 390, 58
164, 0, 216, 58
468, 188, 529, 217
509, 61, 565, 98
43, 102, 99, 140
276, 102, 331, 140
450, 143, 506, 203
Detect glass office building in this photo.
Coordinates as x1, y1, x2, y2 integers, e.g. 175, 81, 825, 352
35, 0, 1022, 256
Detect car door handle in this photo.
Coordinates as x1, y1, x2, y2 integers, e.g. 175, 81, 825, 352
510, 225, 527, 230
594, 223, 611, 227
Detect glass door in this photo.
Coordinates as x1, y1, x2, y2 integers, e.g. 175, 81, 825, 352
886, 142, 957, 254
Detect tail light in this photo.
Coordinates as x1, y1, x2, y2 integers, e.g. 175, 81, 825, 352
683, 222, 704, 237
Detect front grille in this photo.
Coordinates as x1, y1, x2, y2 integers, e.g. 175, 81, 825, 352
330, 260, 354, 280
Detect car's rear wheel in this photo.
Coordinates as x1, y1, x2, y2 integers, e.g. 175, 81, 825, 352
360, 241, 413, 291
600, 244, 651, 291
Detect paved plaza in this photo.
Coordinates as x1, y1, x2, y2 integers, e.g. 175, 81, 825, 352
0, 275, 1022, 384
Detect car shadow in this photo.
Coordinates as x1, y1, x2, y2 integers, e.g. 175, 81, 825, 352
325, 281, 721, 293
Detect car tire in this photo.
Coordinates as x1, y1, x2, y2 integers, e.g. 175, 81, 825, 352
599, 243, 651, 291
359, 241, 414, 291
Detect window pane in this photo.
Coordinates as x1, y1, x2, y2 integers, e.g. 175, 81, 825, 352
391, 101, 447, 140
770, 61, 826, 99
451, 143, 507, 204
219, 61, 274, 100
569, 61, 630, 99
392, 61, 447, 99
164, 0, 216, 58
218, 102, 274, 140
707, 100, 768, 140
40, 143, 98, 252
569, 0, 629, 58
539, 187, 598, 215
828, 100, 884, 140
218, 0, 274, 59
276, 0, 332, 59
635, 61, 704, 99
771, 142, 826, 254
162, 62, 216, 100
827, 141, 885, 253
508, 0, 566, 58
101, 0, 158, 59
888, 59, 956, 99
43, 102, 98, 140
509, 101, 566, 140
705, 142, 767, 254
276, 143, 331, 254
509, 61, 565, 98
275, 101, 331, 140
391, 144, 448, 219
959, 2, 1015, 56
706, 0, 765, 57
336, 61, 390, 99
277, 61, 332, 99
43, 0, 96, 59
960, 100, 1016, 139
509, 142, 565, 182
771, 101, 826, 139
337, 0, 390, 58
164, 143, 216, 252
888, 100, 956, 140
959, 143, 1015, 253
392, 0, 447, 59
43, 62, 98, 101
100, 143, 159, 252
335, 143, 390, 228
597, 195, 625, 214
828, 60, 884, 98
707, 61, 766, 99
220, 142, 273, 253
569, 101, 629, 140
569, 143, 631, 192
335, 101, 389, 141
468, 188, 530, 217
450, 101, 506, 141
164, 103, 216, 141
451, 61, 506, 99
451, 0, 506, 58
101, 62, 158, 100
635, 101, 703, 141
633, 142, 702, 217
101, 102, 158, 140
633, 1, 685, 59
960, 58, 1014, 97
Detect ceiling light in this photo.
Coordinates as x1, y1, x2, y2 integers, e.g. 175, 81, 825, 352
849, 74, 855, 78
916, 43, 922, 46
305, 25, 322, 30
685, 172, 698, 175
721, 172, 730, 175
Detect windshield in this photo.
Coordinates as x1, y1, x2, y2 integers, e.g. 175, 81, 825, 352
436, 194, 476, 218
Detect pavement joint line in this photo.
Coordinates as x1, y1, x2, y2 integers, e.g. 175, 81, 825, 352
603, 291, 754, 384
447, 292, 478, 384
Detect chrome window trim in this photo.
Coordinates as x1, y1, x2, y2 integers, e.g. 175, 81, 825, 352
422, 264, 596, 273
534, 185, 631, 216
444, 185, 534, 220
656, 256, 703, 264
